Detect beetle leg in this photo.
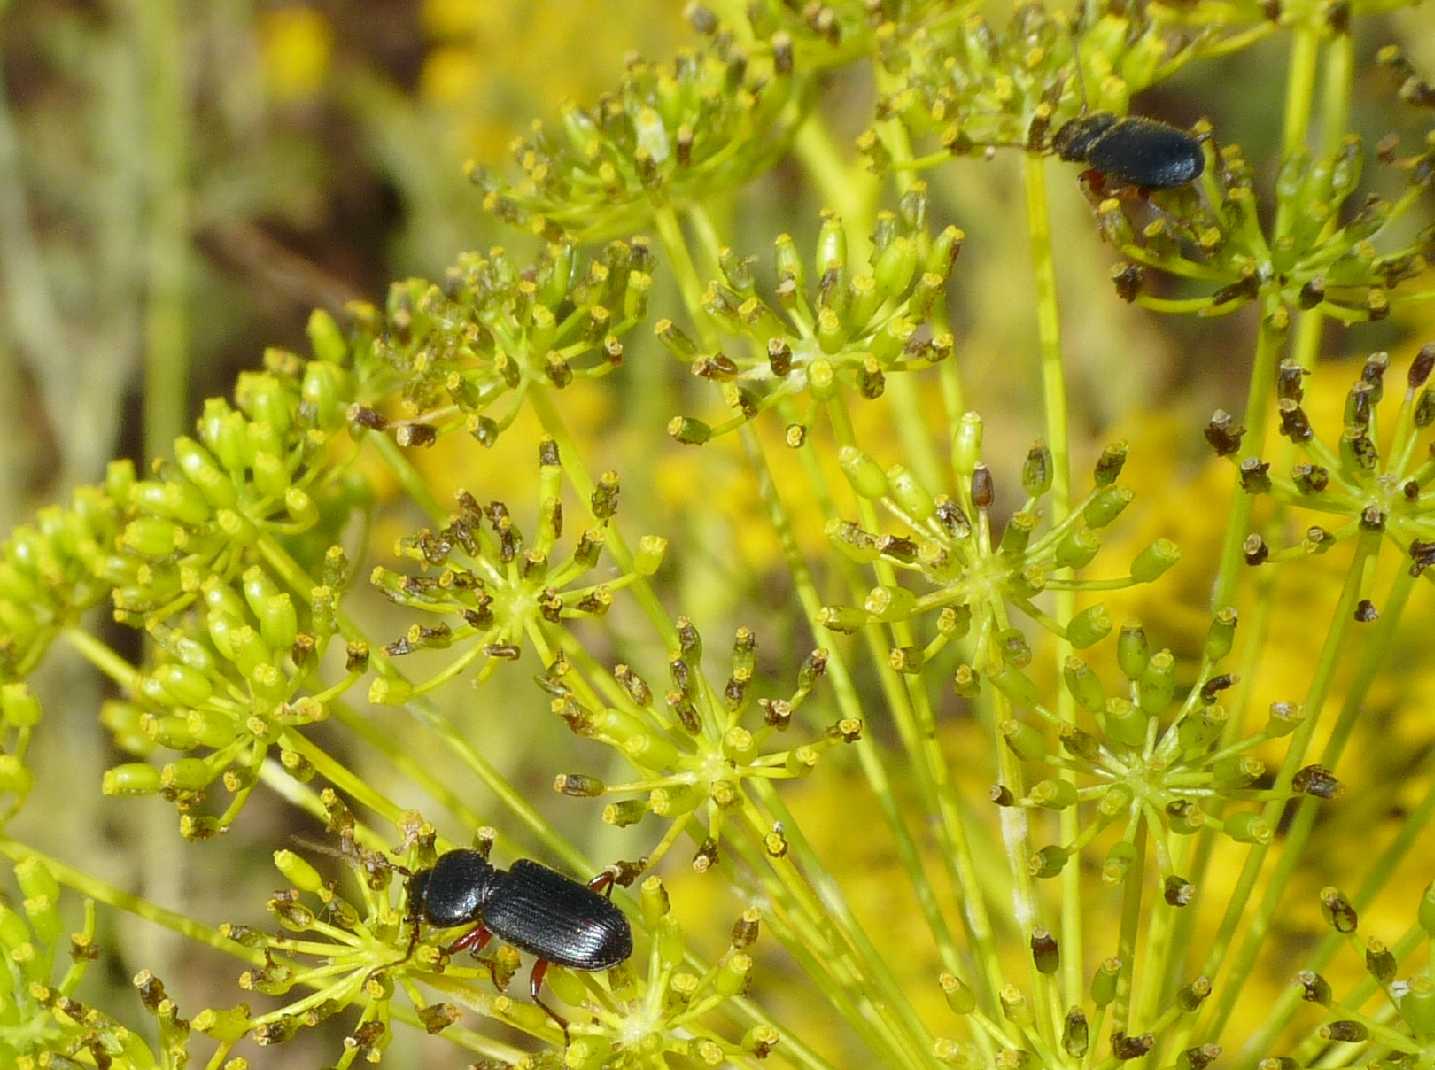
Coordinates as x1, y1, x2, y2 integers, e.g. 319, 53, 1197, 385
447, 922, 493, 956
529, 959, 571, 1046
586, 868, 617, 898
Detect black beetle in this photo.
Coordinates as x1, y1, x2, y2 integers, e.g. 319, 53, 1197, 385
406, 848, 633, 1040
1050, 111, 1205, 190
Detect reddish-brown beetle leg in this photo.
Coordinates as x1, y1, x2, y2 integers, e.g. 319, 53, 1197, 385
586, 869, 617, 898
447, 922, 493, 956
529, 959, 571, 1045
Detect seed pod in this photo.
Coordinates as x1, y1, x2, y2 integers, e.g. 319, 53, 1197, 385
1064, 657, 1106, 713
1131, 539, 1181, 582
1063, 1009, 1089, 1058
1402, 976, 1435, 1038
940, 972, 976, 1015
839, 447, 890, 500
1030, 778, 1078, 810
1320, 887, 1358, 933
1030, 929, 1059, 974
1091, 958, 1121, 1007
1104, 698, 1149, 750
1067, 605, 1112, 649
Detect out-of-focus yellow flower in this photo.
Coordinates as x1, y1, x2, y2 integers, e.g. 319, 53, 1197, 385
418, 45, 482, 105
258, 7, 332, 102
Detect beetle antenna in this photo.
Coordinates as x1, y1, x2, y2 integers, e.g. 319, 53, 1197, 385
1070, 31, 1091, 116
289, 835, 413, 877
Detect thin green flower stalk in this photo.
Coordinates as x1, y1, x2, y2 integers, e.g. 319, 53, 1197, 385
816, 415, 1179, 668
1211, 345, 1435, 588
987, 610, 1334, 907
476, 41, 807, 243
356, 240, 653, 449
550, 620, 853, 874
1274, 882, 1435, 1067
1098, 130, 1434, 324
0, 858, 181, 1068
661, 194, 962, 445
369, 439, 667, 700
870, 6, 1264, 170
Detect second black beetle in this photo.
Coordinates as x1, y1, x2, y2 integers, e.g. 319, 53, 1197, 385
406, 848, 633, 1040
1050, 111, 1205, 190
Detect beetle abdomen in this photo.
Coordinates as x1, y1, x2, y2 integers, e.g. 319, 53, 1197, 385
483, 860, 633, 970
1085, 118, 1204, 189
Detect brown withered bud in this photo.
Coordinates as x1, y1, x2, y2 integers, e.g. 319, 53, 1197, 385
1200, 674, 1235, 704
1359, 506, 1386, 531
1320, 886, 1358, 933
1297, 970, 1332, 1004
1291, 463, 1329, 494
1366, 939, 1397, 984
971, 465, 995, 508
692, 838, 720, 873
1180, 1044, 1222, 1070
1276, 360, 1308, 402
1205, 410, 1245, 456
989, 784, 1015, 807
1112, 262, 1145, 302
1112, 1032, 1155, 1060
1243, 533, 1268, 566
1239, 458, 1272, 493
1293, 764, 1340, 798
348, 404, 387, 431
1164, 875, 1195, 907
1410, 344, 1435, 388
1031, 929, 1059, 975
1298, 276, 1326, 309
731, 908, 761, 949
1353, 599, 1379, 623
395, 422, 438, 448
1410, 539, 1435, 576
1278, 401, 1312, 442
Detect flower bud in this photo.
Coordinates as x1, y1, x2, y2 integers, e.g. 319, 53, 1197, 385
103, 763, 163, 796
1091, 958, 1121, 1006
1083, 486, 1134, 529
1064, 657, 1106, 713
1057, 525, 1101, 569
839, 446, 889, 500
273, 850, 325, 894
1138, 651, 1176, 715
1131, 539, 1181, 583
952, 413, 983, 475
2, 684, 41, 728
940, 972, 976, 1014
1402, 976, 1435, 1038
715, 952, 752, 996
634, 535, 668, 575
1104, 698, 1148, 750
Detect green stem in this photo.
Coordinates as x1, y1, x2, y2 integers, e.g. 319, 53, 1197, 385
1204, 564, 1417, 1040
1193, 531, 1374, 1039
1023, 150, 1082, 1008
1208, 321, 1285, 612
0, 835, 265, 966
526, 387, 678, 651
135, 0, 189, 460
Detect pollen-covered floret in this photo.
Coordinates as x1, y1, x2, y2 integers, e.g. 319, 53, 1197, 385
370, 439, 666, 701
665, 189, 961, 444
550, 618, 857, 873
817, 412, 1178, 669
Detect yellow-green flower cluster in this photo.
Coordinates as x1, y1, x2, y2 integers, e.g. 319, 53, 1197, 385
1277, 881, 1435, 1067
214, 798, 769, 1068
1101, 134, 1434, 325
0, 858, 182, 1068
1215, 346, 1435, 586
477, 42, 806, 242
360, 240, 652, 447
370, 440, 667, 700
818, 412, 1179, 669
0, 476, 125, 680
99, 552, 359, 840
106, 310, 364, 627
872, 9, 1252, 168
990, 611, 1336, 903
551, 619, 855, 871
937, 944, 1215, 1070
665, 192, 962, 444
689, 0, 954, 73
